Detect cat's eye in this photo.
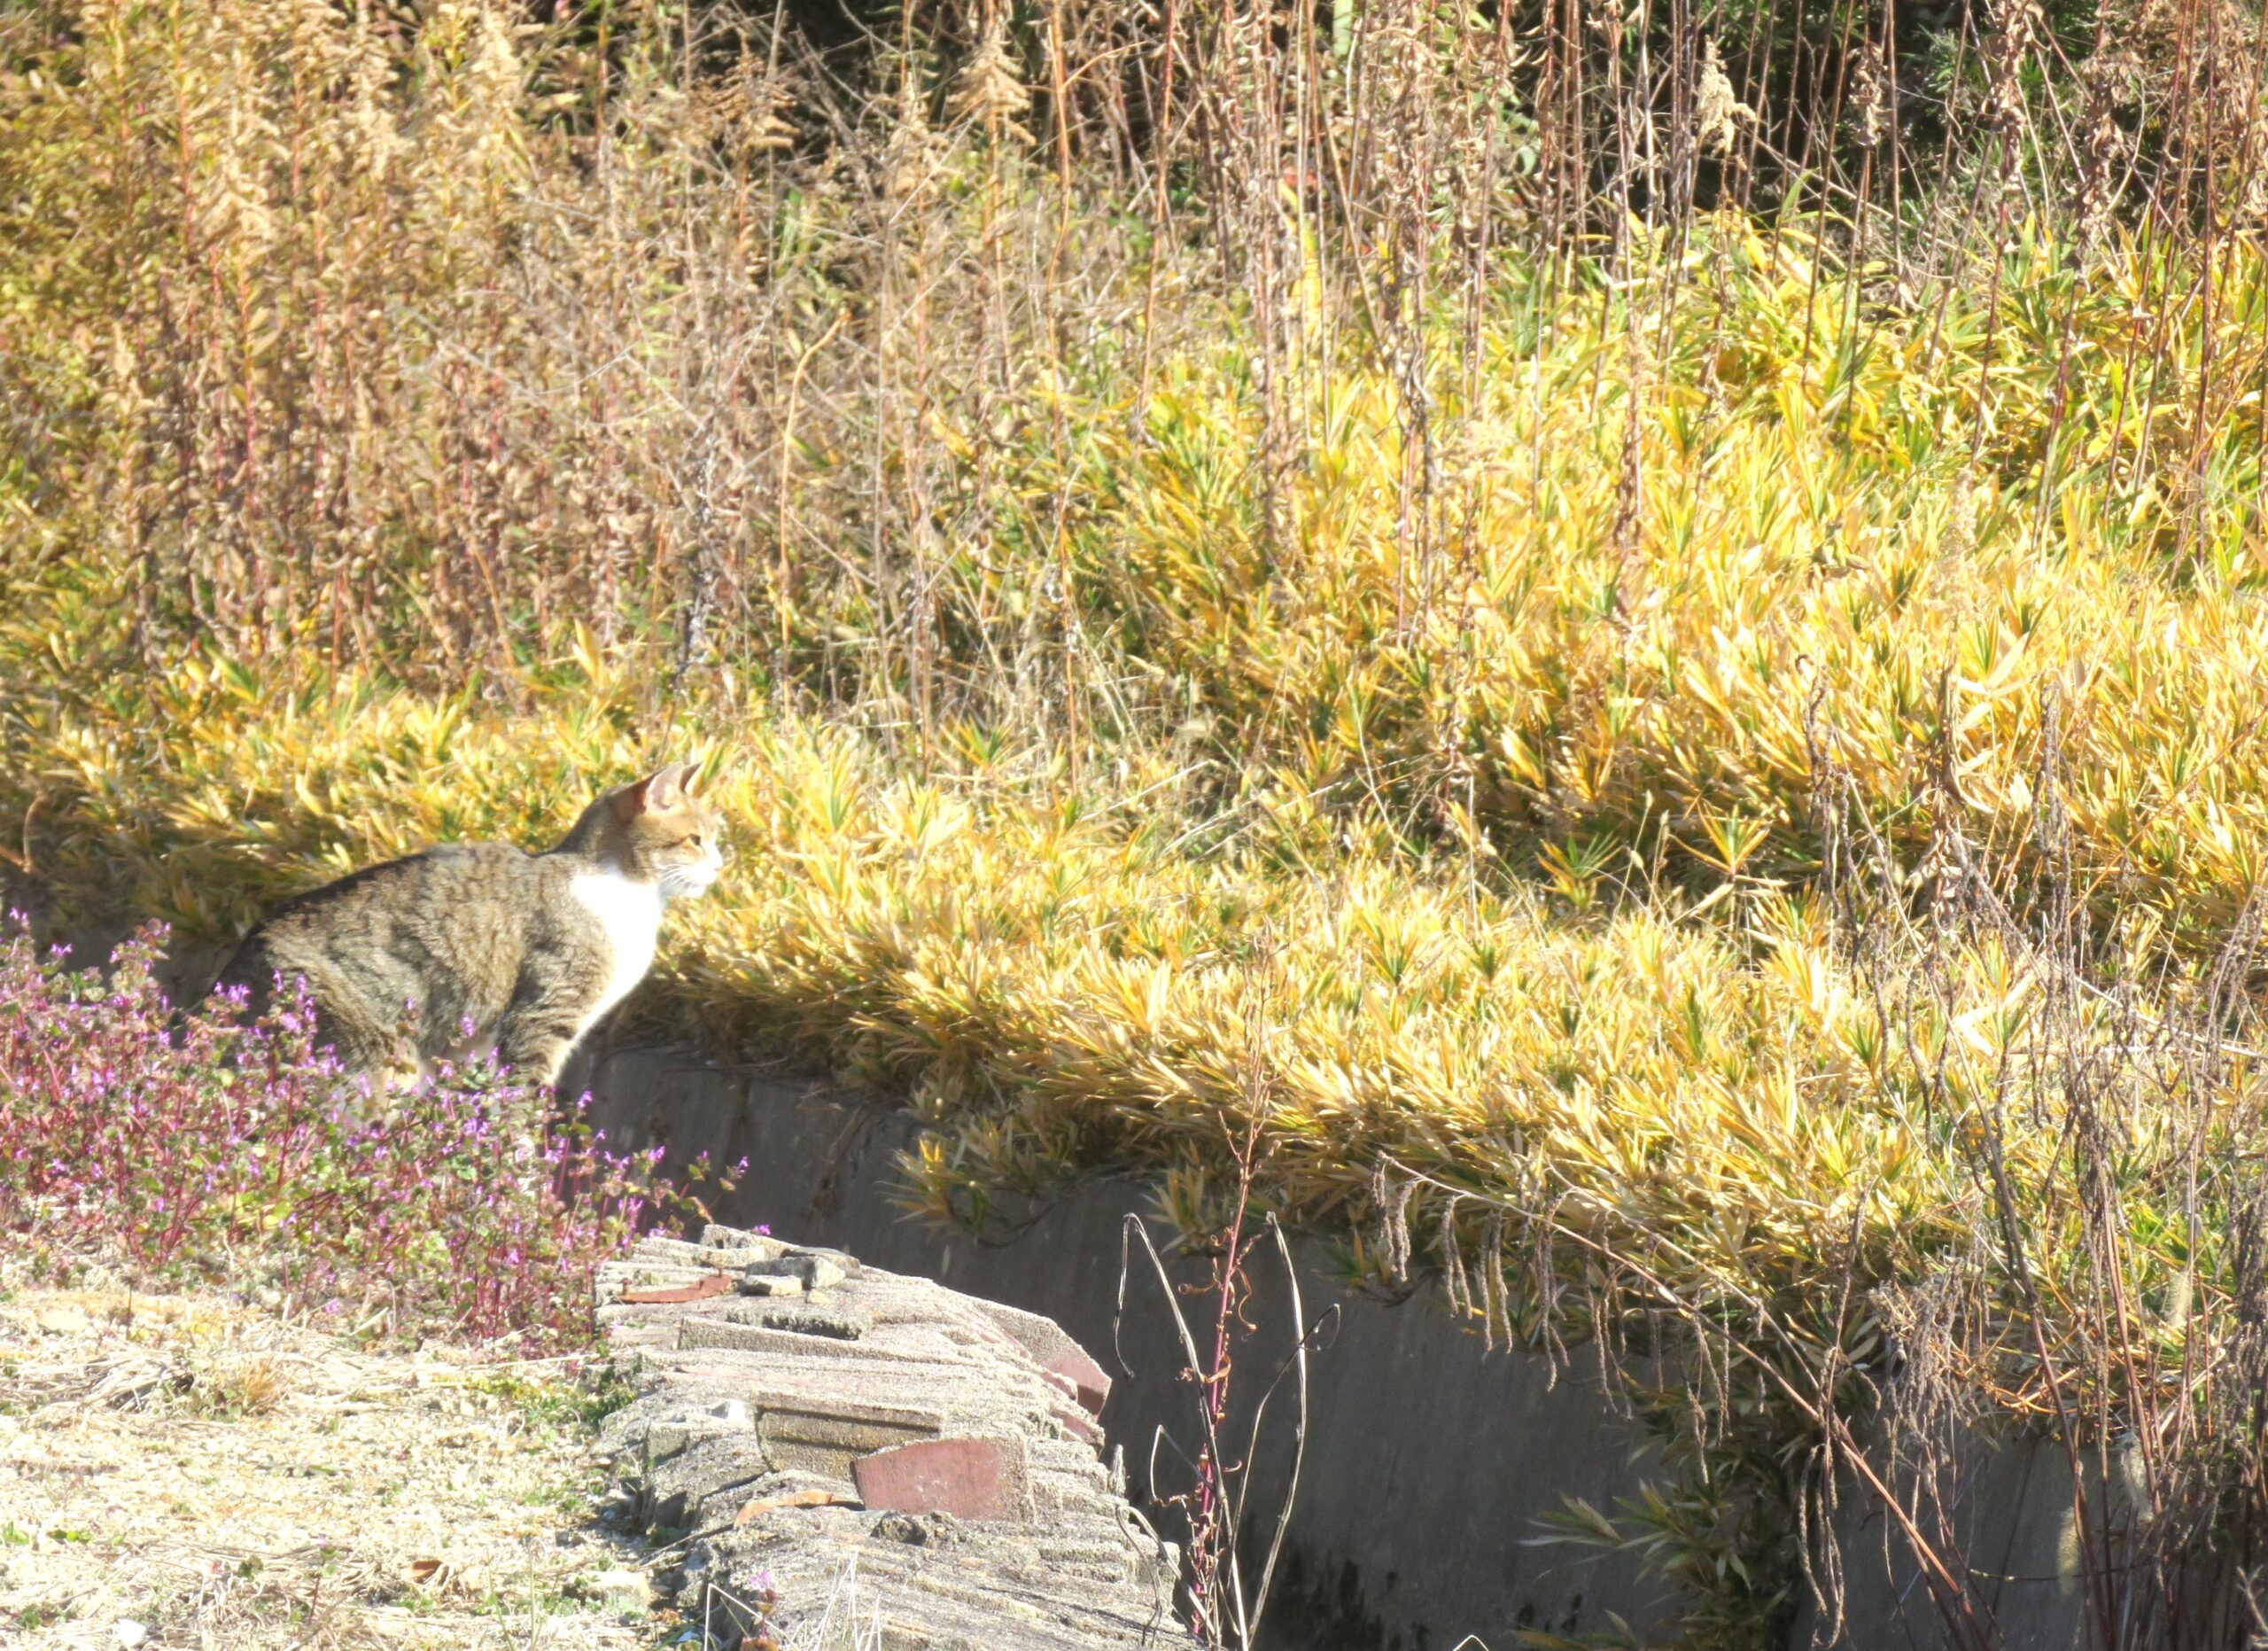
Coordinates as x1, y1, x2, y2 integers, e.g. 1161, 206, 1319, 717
683, 834, 703, 849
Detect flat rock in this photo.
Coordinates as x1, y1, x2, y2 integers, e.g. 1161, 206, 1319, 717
597, 1222, 1174, 1647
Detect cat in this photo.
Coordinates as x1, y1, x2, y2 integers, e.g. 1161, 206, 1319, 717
213, 761, 724, 1086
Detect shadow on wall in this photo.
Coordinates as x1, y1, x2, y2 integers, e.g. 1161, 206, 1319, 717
1790, 1436, 2099, 1651
569, 1042, 1681, 1651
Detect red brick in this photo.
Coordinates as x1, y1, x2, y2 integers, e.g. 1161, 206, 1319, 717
1045, 1346, 1111, 1416
853, 1437, 1023, 1523
618, 1272, 734, 1304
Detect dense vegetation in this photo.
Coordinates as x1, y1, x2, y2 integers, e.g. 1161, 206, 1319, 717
9, 0, 2268, 1643
0, 922, 717, 1348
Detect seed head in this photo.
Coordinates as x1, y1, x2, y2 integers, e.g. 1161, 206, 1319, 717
1695, 41, 1756, 158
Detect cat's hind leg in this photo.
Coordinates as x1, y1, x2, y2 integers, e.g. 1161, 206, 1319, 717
308, 977, 414, 1079
213, 952, 408, 1092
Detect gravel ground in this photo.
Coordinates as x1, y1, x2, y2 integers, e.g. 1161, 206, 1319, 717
0, 1256, 663, 1649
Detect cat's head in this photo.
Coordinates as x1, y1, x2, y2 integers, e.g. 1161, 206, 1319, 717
581, 761, 726, 897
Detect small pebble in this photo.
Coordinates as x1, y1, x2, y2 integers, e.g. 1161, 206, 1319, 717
593, 1568, 652, 1621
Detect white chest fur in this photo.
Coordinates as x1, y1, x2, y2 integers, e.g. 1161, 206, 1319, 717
570, 869, 665, 1027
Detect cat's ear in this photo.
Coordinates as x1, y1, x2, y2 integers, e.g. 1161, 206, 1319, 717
623, 763, 689, 815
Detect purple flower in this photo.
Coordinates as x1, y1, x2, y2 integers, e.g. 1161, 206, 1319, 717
0, 916, 702, 1351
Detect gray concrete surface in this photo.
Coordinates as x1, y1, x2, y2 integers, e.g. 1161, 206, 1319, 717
1791, 1431, 2086, 1651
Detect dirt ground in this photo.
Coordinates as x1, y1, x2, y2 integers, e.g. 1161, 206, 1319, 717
0, 1254, 664, 1649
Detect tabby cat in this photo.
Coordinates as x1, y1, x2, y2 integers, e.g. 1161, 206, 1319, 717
214, 762, 724, 1085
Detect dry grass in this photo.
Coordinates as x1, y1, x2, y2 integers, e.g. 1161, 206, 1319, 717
0, 1254, 649, 1648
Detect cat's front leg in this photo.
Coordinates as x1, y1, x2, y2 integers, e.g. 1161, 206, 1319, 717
496, 1012, 581, 1087
497, 961, 610, 1087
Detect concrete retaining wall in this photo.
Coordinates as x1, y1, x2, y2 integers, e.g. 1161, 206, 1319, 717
573, 1043, 2110, 1651
574, 1044, 1681, 1650
1795, 1433, 2085, 1651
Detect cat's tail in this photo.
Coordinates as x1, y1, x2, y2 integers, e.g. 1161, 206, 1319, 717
171, 936, 272, 1049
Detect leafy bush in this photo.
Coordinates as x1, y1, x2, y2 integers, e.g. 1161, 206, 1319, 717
0, 920, 715, 1350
